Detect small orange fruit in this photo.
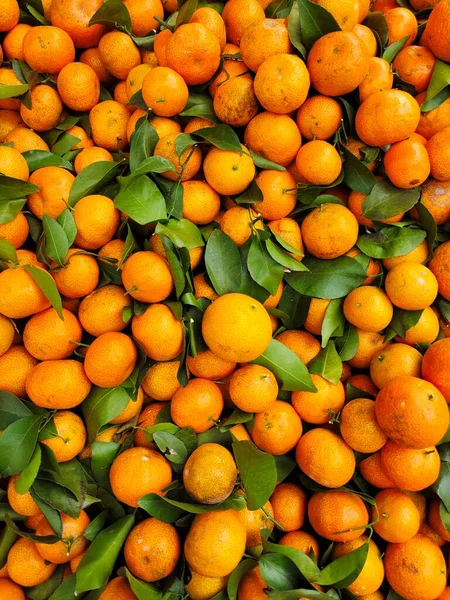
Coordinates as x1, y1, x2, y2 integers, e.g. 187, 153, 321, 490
142, 361, 182, 401
296, 95, 343, 141
372, 489, 421, 543
84, 332, 137, 388
384, 138, 430, 188
308, 490, 369, 542
122, 251, 173, 303
98, 31, 140, 79
171, 378, 224, 433
301, 203, 358, 259
23, 25, 75, 74
41, 410, 87, 463
245, 112, 302, 167
153, 132, 202, 181
229, 364, 278, 413
7, 475, 41, 517
292, 374, 345, 425
89, 100, 130, 151
35, 511, 90, 564
52, 248, 100, 299
132, 303, 183, 361
26, 359, 92, 409
0, 146, 29, 181
142, 66, 189, 117
204, 145, 255, 196
381, 441, 441, 491
7, 538, 56, 587
183, 443, 237, 504
343, 286, 393, 332
252, 400, 303, 455
332, 536, 384, 596
296, 141, 342, 185
187, 349, 236, 381
270, 483, 307, 532
57, 62, 100, 111
385, 7, 418, 46
370, 343, 423, 389
20, 85, 63, 132
385, 262, 438, 310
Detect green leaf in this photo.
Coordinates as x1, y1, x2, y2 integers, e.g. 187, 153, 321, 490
180, 93, 219, 122
32, 479, 82, 519
57, 209, 77, 246
362, 180, 420, 221
309, 341, 343, 384
252, 339, 317, 392
234, 179, 263, 206
278, 285, 310, 330
124, 156, 175, 181
69, 162, 119, 206
316, 539, 369, 587
47, 572, 77, 600
286, 256, 367, 299
0, 199, 27, 225
0, 415, 42, 477
115, 175, 167, 225
0, 392, 32, 429
0, 83, 29, 98
153, 431, 188, 465
415, 201, 437, 259
232, 440, 277, 510
382, 35, 410, 63
262, 539, 321, 582
0, 174, 39, 200
335, 323, 359, 361
297, 0, 340, 50
341, 144, 376, 194
433, 460, 450, 512
160, 236, 186, 299
0, 239, 18, 263
287, 0, 307, 58
129, 118, 159, 172
422, 59, 450, 111
259, 553, 302, 591
219, 410, 253, 432
248, 236, 284, 296
321, 299, 345, 347
176, 0, 199, 27
249, 149, 286, 171
15, 444, 41, 494
76, 515, 135, 593
82, 386, 131, 443
363, 11, 388, 46
156, 218, 204, 249
91, 441, 120, 489
357, 226, 426, 258
88, 0, 132, 31
227, 559, 258, 600
267, 590, 337, 599
125, 568, 163, 600
51, 133, 80, 157
5, 514, 59, 544
385, 307, 423, 340
0, 526, 18, 568
28, 567, 65, 600
194, 124, 241, 152
205, 229, 242, 295
43, 214, 69, 266
22, 150, 73, 172
265, 239, 308, 272
238, 239, 270, 303
23, 264, 63, 319
84, 511, 108, 542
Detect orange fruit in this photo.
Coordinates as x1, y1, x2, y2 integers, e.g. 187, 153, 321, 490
0, 345, 38, 396
67, 125, 94, 150
84, 332, 137, 388
296, 428, 355, 488
245, 112, 302, 167
123, 0, 164, 36
142, 360, 182, 400
381, 441, 441, 491
385, 7, 418, 46
73, 194, 120, 250
296, 95, 343, 141
255, 170, 297, 220
238, 567, 268, 599
370, 343, 422, 389
187, 349, 235, 381
183, 443, 237, 504
110, 447, 172, 507
427, 127, 450, 182
213, 76, 259, 127
23, 25, 75, 74
416, 93, 450, 139
410, 179, 450, 226
122, 250, 173, 303
78, 284, 132, 337
0, 579, 25, 599
171, 378, 224, 433
0, 68, 23, 111
184, 116, 216, 133
229, 364, 278, 413
184, 510, 246, 577
385, 262, 438, 310
353, 23, 378, 56
0, 0, 19, 32
393, 45, 436, 93
142, 66, 189, 117
252, 400, 303, 455
0, 145, 29, 181
240, 19, 292, 73
279, 530, 320, 560
422, 338, 450, 401
221, 0, 265, 45
312, 0, 359, 30
359, 57, 394, 102
190, 7, 226, 50
35, 511, 90, 564
307, 31, 369, 97
7, 475, 41, 517
372, 489, 421, 543
3, 24, 31, 61
344, 286, 393, 332
28, 166, 75, 220
52, 248, 100, 299
98, 577, 137, 600
80, 47, 113, 84
89, 100, 130, 151
126, 64, 153, 103
276, 330, 320, 365
209, 52, 251, 98
304, 298, 331, 335
0, 313, 15, 357
204, 145, 255, 196
382, 240, 429, 271
109, 388, 143, 425
202, 293, 272, 363
23, 307, 82, 361
331, 536, 384, 596
238, 497, 274, 548
98, 31, 140, 79
292, 374, 345, 424
57, 62, 100, 112
385, 137, 431, 189
356, 89, 420, 147
219, 206, 261, 246
42, 409, 86, 463
270, 483, 307, 532
134, 403, 167, 448
0, 267, 51, 319
132, 303, 183, 361
0, 212, 29, 250
20, 85, 63, 132
181, 180, 221, 225
384, 534, 447, 600
375, 375, 448, 449
26, 359, 92, 409
5, 127, 50, 153
50, 0, 105, 48
153, 132, 202, 182
430, 240, 450, 300
153, 27, 172, 65
185, 572, 228, 600
166, 23, 221, 85
301, 203, 358, 258
296, 141, 342, 185
308, 490, 369, 542
396, 306, 440, 345
0, 109, 22, 142
254, 54, 310, 115
7, 538, 56, 587
359, 451, 396, 489
125, 518, 180, 581
341, 397, 388, 452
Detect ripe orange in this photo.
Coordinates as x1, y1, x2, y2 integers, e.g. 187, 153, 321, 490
396, 306, 440, 345
89, 100, 130, 151
7, 475, 41, 517
0, 579, 25, 600
344, 286, 393, 332
0, 109, 22, 142
23, 25, 75, 74
0, 212, 29, 252
428, 498, 450, 543
425, 1, 450, 62
4, 25, 31, 62
183, 443, 237, 504
84, 332, 137, 388
20, 85, 63, 132
422, 338, 450, 401
171, 378, 223, 433
153, 132, 202, 181
78, 284, 132, 337
308, 490, 369, 542
359, 57, 394, 104
372, 489, 421, 543
229, 364, 278, 413
122, 251, 173, 303
73, 194, 120, 251
0, 313, 15, 357
270, 483, 307, 532
190, 7, 226, 51
26, 359, 92, 409
41, 410, 87, 462
213, 76, 259, 127
7, 538, 56, 587
57, 62, 100, 112
296, 95, 343, 141
204, 145, 255, 196
353, 23, 378, 56
279, 530, 320, 560
0, 345, 38, 396
181, 181, 221, 225
185, 572, 228, 600
312, 0, 359, 30
50, 0, 105, 48
238, 497, 274, 548
0, 146, 29, 181
238, 567, 268, 599
97, 577, 137, 600
132, 303, 183, 361
80, 46, 113, 84
276, 330, 320, 365
0, 0, 19, 32
52, 248, 100, 299
209, 50, 251, 97
301, 203, 358, 259
187, 349, 236, 381
381, 441, 441, 491
296, 141, 342, 185
23, 307, 81, 361
385, 262, 438, 310
134, 403, 166, 448
292, 374, 344, 424
240, 19, 292, 73
125, 518, 180, 582
252, 400, 302, 455
410, 179, 450, 226
359, 451, 395, 488
123, 0, 164, 36
98, 31, 140, 79
35, 511, 90, 564
5, 127, 50, 153
110, 447, 172, 507
142, 67, 189, 117
340, 398, 388, 452
142, 361, 181, 401
385, 7, 418, 46
245, 112, 302, 167
0, 68, 22, 111
370, 343, 423, 389
109, 388, 143, 425
296, 428, 355, 488
331, 536, 384, 596
0, 267, 51, 319
393, 45, 436, 93
219, 206, 261, 246
427, 127, 450, 181
430, 240, 450, 300
416, 94, 450, 139
221, 0, 265, 45
255, 170, 297, 220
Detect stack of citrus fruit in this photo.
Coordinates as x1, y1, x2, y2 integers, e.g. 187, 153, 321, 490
1, 0, 450, 597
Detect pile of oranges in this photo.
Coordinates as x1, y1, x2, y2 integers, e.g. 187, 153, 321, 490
2, 0, 450, 597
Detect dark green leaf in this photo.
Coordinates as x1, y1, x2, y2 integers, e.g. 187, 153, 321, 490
115, 175, 167, 225
382, 35, 410, 63
91, 441, 120, 490
0, 392, 32, 429
335, 323, 359, 361
69, 162, 119, 206
265, 239, 308, 272
362, 180, 420, 221
252, 339, 317, 392
32, 479, 81, 518
278, 285, 311, 329
28, 567, 65, 600
263, 539, 320, 582
0, 240, 18, 263
309, 341, 343, 384
341, 144, 376, 194
125, 568, 163, 600
51, 133, 80, 157
0, 199, 27, 225
194, 124, 241, 152
238, 239, 270, 303
84, 511, 108, 542
82, 386, 131, 443
385, 307, 423, 340
297, 0, 340, 50
57, 209, 77, 247
363, 11, 388, 46
5, 514, 59, 544
219, 410, 253, 432
357, 226, 426, 258
415, 201, 437, 259
124, 156, 175, 180
176, 0, 199, 27
286, 256, 367, 298
267, 590, 338, 599
153, 431, 188, 465
259, 553, 302, 591
180, 93, 219, 122
227, 559, 258, 600
0, 504, 26, 522
232, 440, 277, 510
129, 118, 159, 172
0, 526, 18, 568
43, 214, 69, 266
0, 83, 29, 98
15, 444, 41, 494
274, 454, 297, 483
23, 150, 73, 172
234, 179, 263, 206
88, 0, 132, 31
76, 515, 135, 593
156, 218, 204, 249
321, 299, 345, 347
23, 264, 63, 319
0, 174, 39, 200
316, 539, 369, 587
249, 149, 286, 171
160, 236, 186, 299
287, 0, 307, 58
205, 229, 242, 295
248, 236, 284, 295
433, 460, 450, 512
0, 415, 42, 477
47, 571, 77, 600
